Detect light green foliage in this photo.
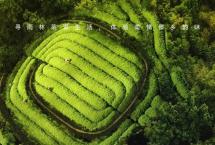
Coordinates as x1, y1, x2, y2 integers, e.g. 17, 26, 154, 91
171, 66, 190, 98
138, 96, 165, 126
97, 120, 134, 145
75, 2, 143, 40
141, 10, 169, 67
102, 2, 128, 20
34, 27, 142, 82
6, 58, 84, 145
0, 112, 15, 145
118, 0, 141, 25
131, 72, 158, 120
32, 23, 145, 112
44, 59, 109, 109
45, 47, 125, 106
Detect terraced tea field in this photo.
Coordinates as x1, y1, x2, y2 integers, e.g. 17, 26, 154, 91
5, 22, 149, 144
1, 0, 196, 145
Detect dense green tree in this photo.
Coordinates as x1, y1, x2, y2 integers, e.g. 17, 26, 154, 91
144, 100, 213, 145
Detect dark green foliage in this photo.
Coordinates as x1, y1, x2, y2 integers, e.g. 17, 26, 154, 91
157, 71, 177, 101
144, 100, 213, 145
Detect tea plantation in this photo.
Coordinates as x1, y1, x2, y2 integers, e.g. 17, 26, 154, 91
0, 0, 214, 145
